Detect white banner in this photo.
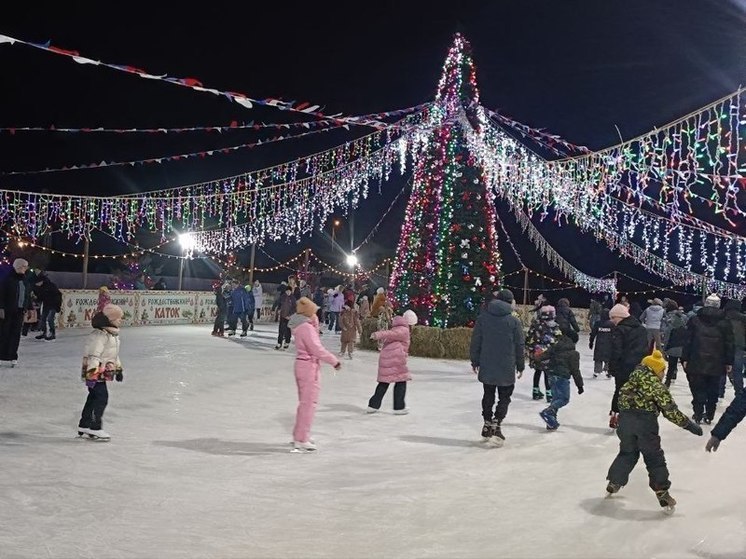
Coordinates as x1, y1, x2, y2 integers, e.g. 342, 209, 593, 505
59, 290, 216, 328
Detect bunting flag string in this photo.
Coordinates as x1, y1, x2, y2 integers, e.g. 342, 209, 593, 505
485, 108, 590, 156
0, 103, 429, 136
1, 119, 356, 175
0, 33, 393, 130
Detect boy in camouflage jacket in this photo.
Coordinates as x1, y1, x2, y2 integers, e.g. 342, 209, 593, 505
606, 350, 702, 509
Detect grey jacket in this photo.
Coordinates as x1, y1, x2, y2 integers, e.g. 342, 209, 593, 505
640, 304, 665, 330
470, 300, 525, 387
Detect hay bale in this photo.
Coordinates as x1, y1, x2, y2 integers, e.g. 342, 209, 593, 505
440, 327, 472, 360
409, 325, 445, 358
359, 317, 379, 350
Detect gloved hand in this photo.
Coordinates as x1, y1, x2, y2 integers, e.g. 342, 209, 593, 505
577, 386, 584, 395
684, 420, 703, 436
115, 371, 124, 382
588, 343, 593, 350
334, 362, 342, 371
705, 436, 721, 452
0, 309, 4, 320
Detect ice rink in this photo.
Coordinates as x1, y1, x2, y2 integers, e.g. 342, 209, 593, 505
1, 322, 745, 559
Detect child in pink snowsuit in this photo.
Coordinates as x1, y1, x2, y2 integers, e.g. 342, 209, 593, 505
366, 310, 418, 414
288, 297, 341, 452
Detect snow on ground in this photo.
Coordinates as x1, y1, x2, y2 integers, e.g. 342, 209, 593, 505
0, 322, 745, 559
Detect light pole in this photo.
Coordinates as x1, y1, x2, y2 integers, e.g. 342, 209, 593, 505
331, 219, 341, 255
346, 253, 358, 291
178, 233, 195, 291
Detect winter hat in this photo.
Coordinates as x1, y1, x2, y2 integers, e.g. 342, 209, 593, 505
98, 285, 109, 292
664, 299, 678, 312
539, 305, 556, 317
102, 304, 124, 322
403, 309, 418, 326
609, 304, 630, 320
557, 298, 570, 308
642, 350, 667, 379
12, 258, 28, 272
496, 289, 514, 303
296, 297, 318, 318
705, 294, 721, 308
376, 287, 385, 295
648, 298, 663, 306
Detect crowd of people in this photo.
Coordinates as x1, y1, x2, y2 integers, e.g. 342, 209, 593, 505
4, 257, 746, 512
471, 289, 746, 511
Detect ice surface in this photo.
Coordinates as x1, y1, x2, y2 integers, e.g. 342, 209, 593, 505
1, 323, 745, 559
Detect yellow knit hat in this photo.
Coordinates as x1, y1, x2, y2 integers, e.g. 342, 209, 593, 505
642, 350, 666, 378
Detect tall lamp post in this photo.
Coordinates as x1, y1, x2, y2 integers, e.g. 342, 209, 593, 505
331, 219, 341, 255
178, 233, 196, 291
346, 253, 358, 291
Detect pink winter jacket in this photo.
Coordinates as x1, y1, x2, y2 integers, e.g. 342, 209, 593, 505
372, 315, 411, 383
289, 314, 339, 369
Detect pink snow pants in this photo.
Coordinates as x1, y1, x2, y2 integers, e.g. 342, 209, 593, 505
293, 360, 320, 443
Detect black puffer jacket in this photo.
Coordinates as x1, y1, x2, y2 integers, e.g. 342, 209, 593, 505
555, 299, 580, 333
33, 276, 62, 313
724, 300, 746, 351
681, 306, 734, 376
538, 335, 583, 390
470, 299, 525, 387
0, 269, 30, 314
590, 316, 614, 362
609, 316, 649, 382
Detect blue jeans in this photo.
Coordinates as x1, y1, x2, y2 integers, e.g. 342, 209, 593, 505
327, 311, 339, 332
42, 308, 57, 336
549, 375, 570, 412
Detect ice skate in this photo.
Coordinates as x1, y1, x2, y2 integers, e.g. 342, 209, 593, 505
250, 323, 254, 331
45, 335, 56, 341
77, 427, 91, 437
540, 408, 559, 431
703, 416, 713, 425
532, 388, 544, 401
480, 420, 494, 441
593, 372, 599, 379
10, 360, 17, 368
282, 343, 290, 350
85, 429, 110, 441
35, 333, 46, 340
488, 423, 505, 447
227, 330, 236, 336
655, 490, 676, 514
291, 440, 316, 453
606, 482, 622, 496
274, 344, 282, 350
393, 409, 409, 415
366, 407, 379, 414
692, 413, 702, 425
545, 390, 553, 403
240, 331, 248, 338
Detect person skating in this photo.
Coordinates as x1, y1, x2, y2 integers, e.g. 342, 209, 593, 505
705, 384, 746, 453
287, 297, 341, 452
327, 287, 344, 333
660, 300, 688, 386
538, 328, 582, 431
227, 282, 253, 336
0, 258, 30, 367
275, 287, 295, 350
78, 304, 125, 441
681, 294, 734, 425
366, 310, 417, 415
608, 303, 650, 429
211, 283, 228, 337
605, 350, 703, 511
96, 285, 111, 313
640, 298, 665, 350
252, 280, 263, 321
32, 272, 62, 341
339, 301, 362, 359
555, 298, 580, 334
722, 299, 746, 397
470, 289, 525, 446
589, 309, 613, 378
526, 305, 562, 402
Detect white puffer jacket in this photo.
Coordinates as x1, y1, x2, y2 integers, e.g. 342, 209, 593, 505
82, 327, 121, 381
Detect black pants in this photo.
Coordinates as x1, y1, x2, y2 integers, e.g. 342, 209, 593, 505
229, 311, 250, 333
533, 369, 549, 390
688, 374, 720, 420
213, 310, 225, 334
79, 382, 109, 430
368, 381, 407, 411
665, 355, 679, 386
0, 311, 24, 361
277, 318, 291, 345
607, 410, 670, 491
481, 384, 514, 423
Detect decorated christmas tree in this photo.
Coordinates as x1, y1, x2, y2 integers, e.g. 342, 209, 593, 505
390, 34, 501, 327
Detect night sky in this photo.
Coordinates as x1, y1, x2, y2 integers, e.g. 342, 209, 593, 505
1, 1, 744, 303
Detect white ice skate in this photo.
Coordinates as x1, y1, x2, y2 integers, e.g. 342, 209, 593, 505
10, 360, 17, 368
365, 407, 379, 414
291, 440, 316, 453
393, 409, 409, 415
84, 429, 110, 441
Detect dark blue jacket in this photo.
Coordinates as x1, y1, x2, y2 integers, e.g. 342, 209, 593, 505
231, 287, 255, 315
712, 393, 746, 441
470, 300, 525, 387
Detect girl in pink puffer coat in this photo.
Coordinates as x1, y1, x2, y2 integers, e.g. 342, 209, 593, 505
366, 310, 418, 414
288, 297, 341, 452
